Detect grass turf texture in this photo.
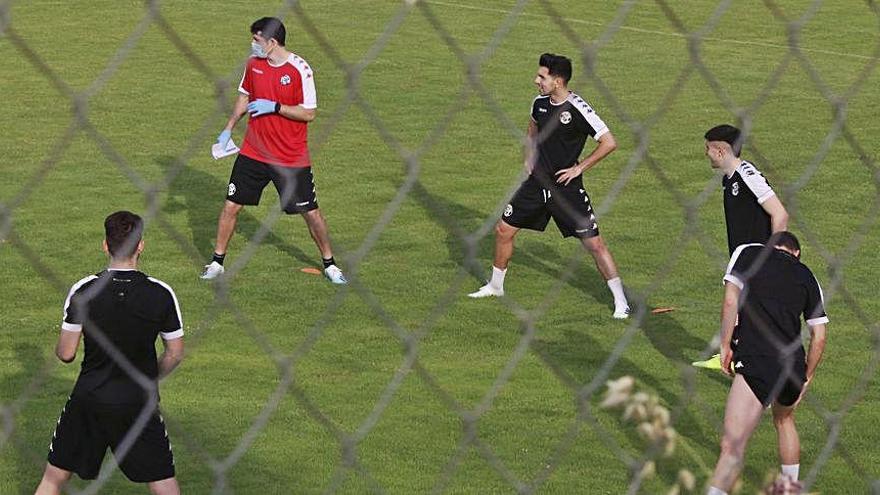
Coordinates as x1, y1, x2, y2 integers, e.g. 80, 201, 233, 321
2, 0, 879, 492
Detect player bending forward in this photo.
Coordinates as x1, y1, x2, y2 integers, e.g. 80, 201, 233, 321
708, 232, 827, 494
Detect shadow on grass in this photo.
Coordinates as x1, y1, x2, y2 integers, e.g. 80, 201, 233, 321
157, 155, 314, 268
408, 180, 618, 310
409, 180, 755, 485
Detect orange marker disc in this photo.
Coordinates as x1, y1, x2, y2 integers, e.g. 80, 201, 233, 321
300, 267, 322, 275
651, 307, 675, 314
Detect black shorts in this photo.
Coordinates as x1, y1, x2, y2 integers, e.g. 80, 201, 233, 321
227, 154, 318, 214
47, 396, 175, 483
735, 355, 806, 407
502, 176, 599, 238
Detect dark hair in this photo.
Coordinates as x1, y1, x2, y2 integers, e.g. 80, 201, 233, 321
104, 211, 143, 258
539, 53, 573, 84
251, 17, 286, 46
704, 124, 743, 157
770, 231, 801, 255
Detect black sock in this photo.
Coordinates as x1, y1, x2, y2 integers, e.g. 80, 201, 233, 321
212, 252, 226, 265
322, 257, 335, 269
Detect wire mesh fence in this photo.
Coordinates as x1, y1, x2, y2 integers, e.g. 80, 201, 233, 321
1, 0, 879, 493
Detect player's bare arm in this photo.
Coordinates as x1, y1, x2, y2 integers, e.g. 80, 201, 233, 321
223, 93, 250, 132
761, 195, 789, 233
555, 131, 617, 186
718, 281, 740, 376
524, 119, 538, 173
804, 322, 826, 386
158, 337, 184, 379
54, 330, 81, 363
277, 104, 316, 122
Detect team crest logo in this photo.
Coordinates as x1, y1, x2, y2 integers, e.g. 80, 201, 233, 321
504, 204, 513, 217
280, 74, 291, 85
228, 183, 236, 196
560, 111, 572, 124
731, 182, 739, 196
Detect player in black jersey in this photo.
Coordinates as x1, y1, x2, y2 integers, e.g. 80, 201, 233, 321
707, 232, 827, 495
35, 212, 184, 495
469, 53, 630, 319
704, 124, 789, 254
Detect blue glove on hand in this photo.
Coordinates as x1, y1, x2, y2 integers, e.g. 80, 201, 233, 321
217, 129, 231, 148
247, 99, 278, 117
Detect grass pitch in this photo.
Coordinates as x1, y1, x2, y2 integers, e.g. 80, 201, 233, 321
1, 1, 879, 493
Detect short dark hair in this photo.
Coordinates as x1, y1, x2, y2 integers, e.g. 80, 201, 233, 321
770, 231, 801, 255
251, 17, 286, 46
704, 124, 743, 157
104, 211, 143, 258
539, 53, 573, 84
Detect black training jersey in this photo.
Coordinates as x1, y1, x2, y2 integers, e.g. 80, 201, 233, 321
530, 92, 608, 183
723, 244, 828, 360
61, 269, 183, 405
722, 160, 776, 254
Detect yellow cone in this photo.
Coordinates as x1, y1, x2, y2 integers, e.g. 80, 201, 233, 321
691, 353, 722, 370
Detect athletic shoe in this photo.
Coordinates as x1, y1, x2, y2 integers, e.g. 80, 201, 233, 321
612, 306, 631, 319
324, 265, 348, 285
468, 284, 504, 298
200, 261, 224, 280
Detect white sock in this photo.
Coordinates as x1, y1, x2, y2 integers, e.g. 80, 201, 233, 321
607, 277, 628, 309
490, 266, 507, 290
707, 487, 727, 495
781, 463, 799, 481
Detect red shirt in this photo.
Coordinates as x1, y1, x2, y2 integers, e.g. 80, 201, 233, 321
238, 53, 316, 167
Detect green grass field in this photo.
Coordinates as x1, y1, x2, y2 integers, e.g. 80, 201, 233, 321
2, 1, 879, 493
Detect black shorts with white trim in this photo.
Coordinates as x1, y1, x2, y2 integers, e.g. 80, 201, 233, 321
502, 175, 599, 239
227, 154, 319, 214
47, 395, 175, 483
734, 352, 806, 407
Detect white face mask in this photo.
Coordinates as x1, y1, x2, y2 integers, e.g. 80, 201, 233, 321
251, 41, 268, 58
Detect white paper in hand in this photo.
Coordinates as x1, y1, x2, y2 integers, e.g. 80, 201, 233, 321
211, 139, 239, 160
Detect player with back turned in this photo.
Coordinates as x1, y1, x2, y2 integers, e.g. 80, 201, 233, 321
708, 231, 827, 494
469, 53, 630, 319
35, 211, 184, 495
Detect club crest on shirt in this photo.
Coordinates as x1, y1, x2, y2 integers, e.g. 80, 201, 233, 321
731, 182, 740, 196
560, 111, 572, 124
280, 74, 291, 85
504, 204, 513, 217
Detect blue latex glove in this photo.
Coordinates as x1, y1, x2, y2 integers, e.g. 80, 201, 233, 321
247, 99, 278, 117
217, 129, 231, 148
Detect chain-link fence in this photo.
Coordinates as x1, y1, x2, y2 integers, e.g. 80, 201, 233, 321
2, 0, 879, 493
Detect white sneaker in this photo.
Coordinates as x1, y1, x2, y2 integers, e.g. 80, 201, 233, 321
324, 265, 348, 285
468, 284, 504, 298
200, 261, 224, 280
613, 306, 631, 319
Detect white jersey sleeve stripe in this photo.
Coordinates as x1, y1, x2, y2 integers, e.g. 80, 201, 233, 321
147, 277, 184, 336
807, 273, 829, 327
238, 69, 249, 95
723, 243, 763, 286
289, 53, 317, 109
738, 161, 775, 204
568, 93, 608, 140
61, 275, 98, 328
723, 274, 744, 290
61, 322, 82, 332
160, 329, 184, 340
